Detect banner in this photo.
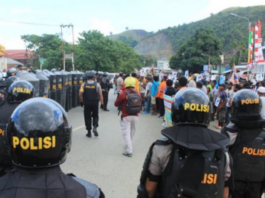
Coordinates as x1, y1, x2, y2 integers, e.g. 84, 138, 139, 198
196, 74, 202, 82
219, 75, 226, 84
163, 94, 173, 127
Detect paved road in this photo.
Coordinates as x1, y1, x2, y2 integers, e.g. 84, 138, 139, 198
61, 90, 219, 198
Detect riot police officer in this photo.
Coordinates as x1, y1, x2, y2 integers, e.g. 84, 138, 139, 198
5, 76, 20, 93
6, 68, 16, 78
0, 80, 34, 176
137, 88, 231, 198
0, 98, 105, 198
221, 89, 265, 198
100, 72, 110, 111
79, 71, 104, 138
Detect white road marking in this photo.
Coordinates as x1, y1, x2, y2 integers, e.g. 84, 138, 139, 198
73, 125, 85, 132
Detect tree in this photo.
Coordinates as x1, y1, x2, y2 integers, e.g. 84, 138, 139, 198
169, 28, 222, 73
75, 30, 142, 73
21, 34, 73, 70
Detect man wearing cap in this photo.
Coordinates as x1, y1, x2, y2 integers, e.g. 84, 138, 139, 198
257, 86, 265, 119
27, 63, 36, 74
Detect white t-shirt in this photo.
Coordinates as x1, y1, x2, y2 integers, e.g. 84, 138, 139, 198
260, 97, 265, 119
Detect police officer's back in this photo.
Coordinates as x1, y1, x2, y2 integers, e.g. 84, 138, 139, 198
100, 72, 110, 111
222, 89, 265, 198
0, 98, 104, 198
79, 71, 104, 138
0, 80, 34, 176
137, 88, 231, 198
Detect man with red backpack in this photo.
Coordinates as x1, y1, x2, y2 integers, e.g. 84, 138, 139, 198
114, 76, 142, 157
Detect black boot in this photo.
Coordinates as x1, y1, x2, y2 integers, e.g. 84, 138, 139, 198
93, 127, 98, 137
86, 131, 91, 138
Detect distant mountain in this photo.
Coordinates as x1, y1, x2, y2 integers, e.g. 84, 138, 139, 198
108, 29, 149, 47
133, 6, 265, 60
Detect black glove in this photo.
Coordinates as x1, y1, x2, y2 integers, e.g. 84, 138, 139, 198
100, 104, 104, 109
80, 102, 84, 107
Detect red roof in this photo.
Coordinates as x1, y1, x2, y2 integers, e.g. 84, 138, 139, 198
5, 50, 34, 60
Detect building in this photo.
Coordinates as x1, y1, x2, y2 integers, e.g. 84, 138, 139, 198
5, 49, 34, 65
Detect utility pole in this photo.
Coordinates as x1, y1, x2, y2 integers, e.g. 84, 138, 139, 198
71, 24, 76, 71
60, 24, 75, 71
60, 24, 65, 70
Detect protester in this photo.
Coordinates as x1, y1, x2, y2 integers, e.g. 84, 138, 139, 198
178, 76, 188, 90
116, 73, 124, 97
233, 84, 241, 93
210, 80, 218, 121
156, 76, 167, 118
151, 76, 160, 115
225, 82, 234, 124
187, 75, 196, 88
144, 76, 152, 114
132, 73, 140, 93
206, 84, 212, 98
196, 81, 203, 91
114, 77, 141, 157
174, 81, 180, 93
140, 77, 146, 111
215, 84, 227, 129
164, 79, 176, 97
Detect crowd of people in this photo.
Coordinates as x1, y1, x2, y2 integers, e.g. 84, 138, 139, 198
1, 65, 265, 197
113, 70, 265, 131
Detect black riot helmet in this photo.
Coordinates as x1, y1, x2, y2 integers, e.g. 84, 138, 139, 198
6, 98, 72, 168
86, 71, 96, 79
6, 68, 17, 77
231, 89, 262, 121
103, 72, 108, 77
172, 88, 210, 126
7, 80, 34, 104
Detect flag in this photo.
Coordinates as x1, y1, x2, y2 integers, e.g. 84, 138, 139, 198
229, 65, 238, 84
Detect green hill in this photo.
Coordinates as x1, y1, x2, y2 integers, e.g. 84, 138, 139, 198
108, 29, 149, 47
134, 6, 265, 60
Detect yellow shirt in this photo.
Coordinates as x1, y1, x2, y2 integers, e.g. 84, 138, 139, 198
134, 78, 140, 93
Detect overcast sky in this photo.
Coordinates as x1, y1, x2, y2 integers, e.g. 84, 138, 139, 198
0, 0, 264, 49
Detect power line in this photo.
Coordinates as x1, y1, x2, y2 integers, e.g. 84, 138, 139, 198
0, 19, 59, 27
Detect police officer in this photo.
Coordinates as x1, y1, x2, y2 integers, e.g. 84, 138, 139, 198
26, 63, 36, 74
5, 76, 20, 93
6, 68, 16, 78
137, 88, 231, 198
221, 89, 265, 198
0, 80, 34, 176
0, 98, 105, 198
79, 71, 104, 138
100, 72, 110, 111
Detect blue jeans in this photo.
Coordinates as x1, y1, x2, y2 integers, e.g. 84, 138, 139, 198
144, 96, 151, 112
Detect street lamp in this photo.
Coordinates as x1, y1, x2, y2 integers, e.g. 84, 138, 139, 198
230, 13, 251, 62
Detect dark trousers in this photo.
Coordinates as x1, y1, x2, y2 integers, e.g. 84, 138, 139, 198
230, 181, 263, 198
159, 98, 165, 117
156, 97, 160, 112
84, 102, 99, 131
102, 90, 109, 109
